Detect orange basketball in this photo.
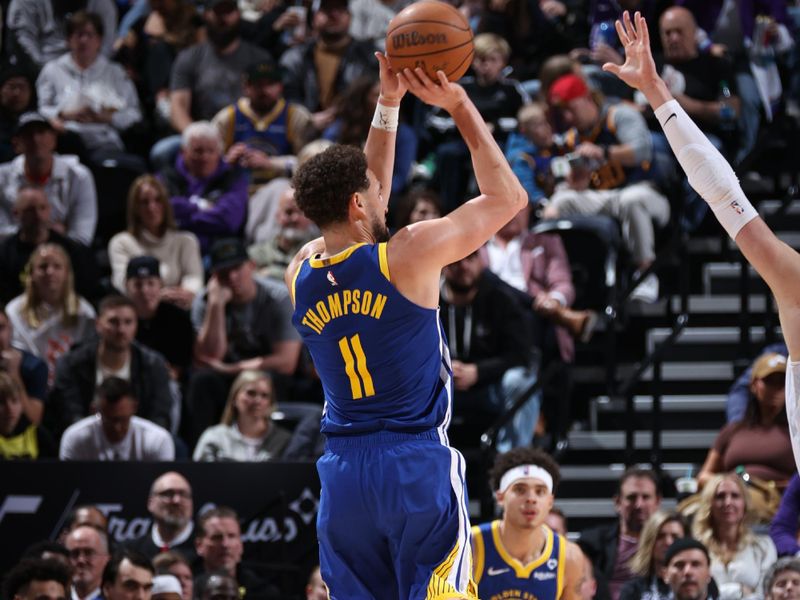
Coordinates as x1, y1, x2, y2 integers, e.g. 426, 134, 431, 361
385, 1, 474, 82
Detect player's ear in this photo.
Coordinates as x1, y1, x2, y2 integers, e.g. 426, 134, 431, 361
495, 490, 504, 504
349, 192, 367, 218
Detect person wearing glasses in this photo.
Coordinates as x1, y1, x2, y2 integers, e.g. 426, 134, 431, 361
127, 471, 197, 563
64, 526, 110, 600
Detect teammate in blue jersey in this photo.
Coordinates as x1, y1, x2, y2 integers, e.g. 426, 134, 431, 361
472, 448, 585, 600
284, 50, 527, 599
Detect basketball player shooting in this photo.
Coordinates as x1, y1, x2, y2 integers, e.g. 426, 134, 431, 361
284, 49, 526, 599
605, 11, 800, 472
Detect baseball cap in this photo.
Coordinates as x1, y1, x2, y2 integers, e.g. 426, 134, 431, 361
151, 575, 183, 598
548, 74, 590, 105
664, 538, 709, 566
316, 0, 349, 12
751, 352, 787, 382
245, 61, 285, 84
126, 256, 161, 280
209, 238, 249, 272
14, 112, 54, 135
205, 0, 238, 11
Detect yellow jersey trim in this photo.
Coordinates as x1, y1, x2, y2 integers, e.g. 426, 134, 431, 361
471, 525, 485, 584
237, 97, 287, 131
557, 533, 566, 599
378, 242, 390, 281
491, 520, 554, 578
289, 260, 304, 305
223, 105, 235, 149
309, 243, 367, 268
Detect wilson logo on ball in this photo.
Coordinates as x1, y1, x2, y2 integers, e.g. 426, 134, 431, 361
391, 31, 448, 49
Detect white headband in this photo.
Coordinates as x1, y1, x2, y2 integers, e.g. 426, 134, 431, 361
499, 465, 553, 493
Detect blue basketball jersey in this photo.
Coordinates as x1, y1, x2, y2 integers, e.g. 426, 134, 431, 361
231, 98, 292, 156
291, 242, 453, 437
472, 521, 565, 600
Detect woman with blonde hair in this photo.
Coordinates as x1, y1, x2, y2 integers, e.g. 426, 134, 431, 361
6, 244, 95, 384
193, 370, 292, 461
692, 473, 777, 600
108, 174, 203, 308
619, 511, 687, 600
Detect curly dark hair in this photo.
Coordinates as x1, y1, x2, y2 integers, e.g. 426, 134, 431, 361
292, 144, 370, 228
3, 558, 70, 599
488, 447, 561, 493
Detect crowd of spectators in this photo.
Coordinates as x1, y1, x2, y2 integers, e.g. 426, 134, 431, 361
1, 0, 800, 596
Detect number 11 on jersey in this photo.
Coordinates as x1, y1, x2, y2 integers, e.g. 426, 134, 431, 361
338, 334, 375, 399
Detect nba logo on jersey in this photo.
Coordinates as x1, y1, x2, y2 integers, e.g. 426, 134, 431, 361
327, 270, 338, 286
547, 558, 557, 570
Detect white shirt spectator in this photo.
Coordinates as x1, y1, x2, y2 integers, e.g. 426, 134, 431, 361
6, 0, 118, 67
0, 153, 98, 245
60, 414, 175, 461
6, 294, 96, 386
37, 53, 142, 152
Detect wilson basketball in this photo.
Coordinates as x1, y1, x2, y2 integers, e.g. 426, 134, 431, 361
385, 1, 474, 82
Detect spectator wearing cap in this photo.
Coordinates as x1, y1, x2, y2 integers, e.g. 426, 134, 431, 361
542, 73, 670, 304
0, 63, 36, 163
213, 60, 315, 195
0, 183, 101, 304
109, 175, 203, 309
124, 255, 194, 431
726, 343, 788, 423
279, 0, 378, 129
0, 112, 97, 245
160, 121, 249, 255
698, 352, 794, 488
664, 539, 719, 600
36, 11, 144, 170
153, 0, 271, 170
60, 376, 175, 461
6, 0, 118, 69
187, 238, 301, 444
50, 294, 173, 432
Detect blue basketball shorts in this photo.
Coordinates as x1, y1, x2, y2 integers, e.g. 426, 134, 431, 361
317, 429, 477, 600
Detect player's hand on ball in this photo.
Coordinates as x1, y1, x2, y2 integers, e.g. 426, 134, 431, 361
399, 67, 466, 114
375, 51, 406, 103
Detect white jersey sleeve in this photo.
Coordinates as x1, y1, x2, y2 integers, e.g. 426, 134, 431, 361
786, 360, 800, 473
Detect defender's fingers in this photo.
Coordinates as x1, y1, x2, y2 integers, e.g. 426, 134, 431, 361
615, 18, 631, 46
638, 12, 651, 48
623, 10, 636, 41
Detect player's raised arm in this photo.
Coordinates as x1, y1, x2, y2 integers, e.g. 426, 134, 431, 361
391, 68, 527, 271
606, 11, 800, 360
363, 52, 407, 203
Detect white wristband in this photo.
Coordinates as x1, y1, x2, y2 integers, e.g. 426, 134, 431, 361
371, 102, 399, 132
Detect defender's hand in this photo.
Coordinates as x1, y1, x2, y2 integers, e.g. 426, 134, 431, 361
602, 11, 660, 93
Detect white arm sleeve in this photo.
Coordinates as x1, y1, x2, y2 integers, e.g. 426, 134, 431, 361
653, 99, 758, 239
